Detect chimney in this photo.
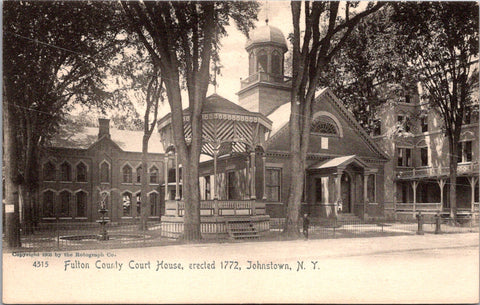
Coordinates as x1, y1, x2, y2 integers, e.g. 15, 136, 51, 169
98, 118, 110, 139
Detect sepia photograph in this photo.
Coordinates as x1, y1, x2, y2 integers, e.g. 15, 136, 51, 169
2, 0, 479, 303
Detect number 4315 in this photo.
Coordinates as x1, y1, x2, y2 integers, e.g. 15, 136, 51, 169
33, 261, 49, 268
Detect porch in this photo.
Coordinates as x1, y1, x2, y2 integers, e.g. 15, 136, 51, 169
394, 168, 479, 219
305, 155, 380, 219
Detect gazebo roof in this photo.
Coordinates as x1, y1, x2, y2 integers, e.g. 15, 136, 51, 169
183, 94, 254, 116
158, 94, 272, 157
158, 93, 272, 130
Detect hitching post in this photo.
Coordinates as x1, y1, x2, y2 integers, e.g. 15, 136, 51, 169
416, 211, 424, 235
434, 211, 442, 234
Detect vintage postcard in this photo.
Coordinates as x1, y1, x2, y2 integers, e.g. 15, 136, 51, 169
3, 1, 479, 303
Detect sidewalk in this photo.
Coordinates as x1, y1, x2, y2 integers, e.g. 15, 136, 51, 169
86, 231, 479, 260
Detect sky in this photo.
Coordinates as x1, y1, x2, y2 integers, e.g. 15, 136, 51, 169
73, 1, 293, 123
207, 1, 292, 103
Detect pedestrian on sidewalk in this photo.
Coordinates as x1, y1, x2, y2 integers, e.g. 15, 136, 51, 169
302, 213, 310, 239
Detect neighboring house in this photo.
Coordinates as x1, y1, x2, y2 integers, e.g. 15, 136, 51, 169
38, 119, 165, 223
373, 89, 479, 219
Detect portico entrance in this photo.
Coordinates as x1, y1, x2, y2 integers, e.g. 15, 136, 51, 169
307, 155, 377, 219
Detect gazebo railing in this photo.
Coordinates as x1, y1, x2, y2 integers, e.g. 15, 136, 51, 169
165, 200, 266, 217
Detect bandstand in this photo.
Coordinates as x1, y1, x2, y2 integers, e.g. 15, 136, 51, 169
158, 94, 273, 238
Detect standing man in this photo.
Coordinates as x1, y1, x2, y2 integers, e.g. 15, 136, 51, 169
302, 213, 310, 239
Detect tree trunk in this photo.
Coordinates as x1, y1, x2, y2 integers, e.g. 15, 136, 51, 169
448, 136, 459, 220
181, 151, 202, 241
21, 126, 38, 234
283, 101, 304, 237
283, 92, 313, 238
139, 135, 150, 231
3, 86, 22, 247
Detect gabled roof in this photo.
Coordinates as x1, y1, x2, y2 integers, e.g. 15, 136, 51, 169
49, 125, 164, 153
267, 88, 329, 137
266, 88, 389, 160
308, 155, 369, 170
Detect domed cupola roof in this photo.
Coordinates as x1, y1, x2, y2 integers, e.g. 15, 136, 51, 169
245, 21, 287, 52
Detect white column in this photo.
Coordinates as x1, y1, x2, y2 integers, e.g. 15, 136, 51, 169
437, 179, 446, 211
335, 171, 342, 218
468, 177, 479, 213
411, 180, 418, 217
250, 151, 256, 200
245, 155, 250, 198
175, 152, 180, 201
363, 174, 368, 218
262, 155, 267, 200
164, 155, 169, 201
213, 148, 218, 200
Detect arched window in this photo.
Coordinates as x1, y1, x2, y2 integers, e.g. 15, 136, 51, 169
248, 52, 255, 75
59, 191, 71, 217
76, 162, 87, 182
100, 161, 110, 183
60, 162, 72, 181
149, 192, 158, 216
256, 50, 267, 73
122, 165, 132, 183
43, 162, 56, 181
122, 192, 132, 216
271, 51, 282, 75
43, 190, 55, 217
136, 166, 143, 183
311, 116, 339, 136
150, 166, 159, 184
75, 191, 87, 217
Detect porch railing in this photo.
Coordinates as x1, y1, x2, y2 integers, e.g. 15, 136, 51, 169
395, 202, 442, 213
396, 162, 479, 179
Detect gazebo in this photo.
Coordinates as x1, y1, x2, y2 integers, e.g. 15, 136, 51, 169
157, 94, 273, 238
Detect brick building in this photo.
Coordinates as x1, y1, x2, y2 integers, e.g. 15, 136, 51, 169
37, 119, 165, 223
373, 89, 479, 219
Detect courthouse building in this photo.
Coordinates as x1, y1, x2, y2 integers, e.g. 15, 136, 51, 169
36, 22, 478, 229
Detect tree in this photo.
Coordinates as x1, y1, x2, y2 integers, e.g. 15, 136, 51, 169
3, 1, 123, 236
321, 6, 412, 133
110, 41, 165, 230
108, 39, 165, 230
392, 2, 479, 219
284, 1, 385, 236
121, 1, 259, 240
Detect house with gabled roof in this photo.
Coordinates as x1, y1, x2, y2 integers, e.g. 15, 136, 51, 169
37, 119, 165, 223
